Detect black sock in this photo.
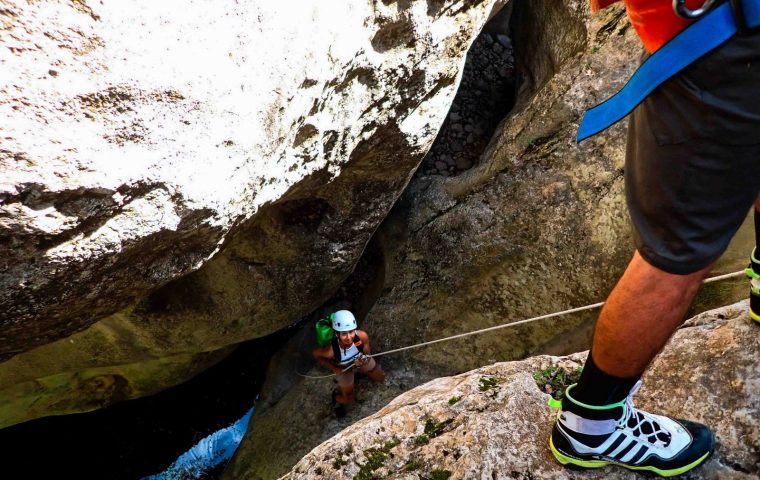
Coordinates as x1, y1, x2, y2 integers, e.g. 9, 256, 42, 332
570, 352, 641, 406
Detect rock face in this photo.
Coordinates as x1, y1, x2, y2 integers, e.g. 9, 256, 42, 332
0, 0, 507, 425
278, 301, 760, 480
365, 0, 635, 378
229, 1, 754, 476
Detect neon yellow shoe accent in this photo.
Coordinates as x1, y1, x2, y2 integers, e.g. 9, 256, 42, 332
550, 436, 712, 477
750, 308, 760, 323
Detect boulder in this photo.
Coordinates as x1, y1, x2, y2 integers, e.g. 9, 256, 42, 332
0, 0, 505, 425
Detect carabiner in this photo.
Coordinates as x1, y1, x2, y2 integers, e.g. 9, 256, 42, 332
673, 0, 717, 19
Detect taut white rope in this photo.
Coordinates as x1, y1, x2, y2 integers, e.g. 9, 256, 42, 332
297, 270, 746, 379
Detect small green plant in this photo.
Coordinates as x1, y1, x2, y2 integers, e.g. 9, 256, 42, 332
430, 469, 452, 480
479, 376, 500, 392
424, 418, 453, 437
533, 366, 582, 401
413, 434, 430, 446
364, 448, 388, 470
383, 438, 400, 450
353, 437, 400, 480
448, 395, 461, 406
333, 454, 349, 470
591, 45, 600, 54
333, 444, 353, 469
353, 469, 376, 480
404, 457, 422, 471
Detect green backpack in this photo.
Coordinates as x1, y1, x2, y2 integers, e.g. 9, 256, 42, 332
315, 316, 334, 347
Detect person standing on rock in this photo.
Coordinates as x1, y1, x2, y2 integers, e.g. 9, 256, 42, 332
549, 0, 760, 477
312, 310, 385, 418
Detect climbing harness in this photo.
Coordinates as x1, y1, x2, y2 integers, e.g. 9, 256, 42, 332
298, 270, 746, 379
296, 335, 366, 379
331, 333, 364, 366
297, 363, 356, 380
577, 0, 760, 141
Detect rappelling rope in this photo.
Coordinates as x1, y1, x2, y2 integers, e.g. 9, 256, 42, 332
296, 270, 746, 379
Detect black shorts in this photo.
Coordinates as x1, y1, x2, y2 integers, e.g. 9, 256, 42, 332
626, 30, 760, 274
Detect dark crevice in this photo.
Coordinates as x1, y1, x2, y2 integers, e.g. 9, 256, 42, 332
417, 6, 516, 177
0, 328, 294, 480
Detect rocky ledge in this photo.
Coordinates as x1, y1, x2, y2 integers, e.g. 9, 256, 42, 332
279, 301, 759, 479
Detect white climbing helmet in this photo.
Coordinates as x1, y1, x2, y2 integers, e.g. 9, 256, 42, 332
331, 310, 357, 332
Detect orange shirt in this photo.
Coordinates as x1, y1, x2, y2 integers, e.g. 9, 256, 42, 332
592, 0, 706, 52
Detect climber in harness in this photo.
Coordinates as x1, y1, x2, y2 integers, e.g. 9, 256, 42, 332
549, 0, 760, 477
312, 310, 385, 418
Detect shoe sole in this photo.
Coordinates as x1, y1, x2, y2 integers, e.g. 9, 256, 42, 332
750, 307, 760, 323
550, 436, 712, 478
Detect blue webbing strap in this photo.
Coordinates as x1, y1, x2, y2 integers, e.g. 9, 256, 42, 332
577, 0, 760, 142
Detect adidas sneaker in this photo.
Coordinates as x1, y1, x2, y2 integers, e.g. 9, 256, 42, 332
550, 381, 714, 477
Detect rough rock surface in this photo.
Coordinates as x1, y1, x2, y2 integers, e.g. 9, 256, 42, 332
0, 0, 502, 360
277, 301, 760, 480
229, 1, 754, 476
0, 0, 506, 426
365, 0, 636, 378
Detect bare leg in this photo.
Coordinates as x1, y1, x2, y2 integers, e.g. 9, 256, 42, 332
335, 373, 355, 404
335, 385, 355, 404
591, 251, 712, 378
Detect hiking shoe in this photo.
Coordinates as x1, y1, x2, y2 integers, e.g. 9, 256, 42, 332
746, 248, 760, 323
550, 381, 715, 477
334, 403, 347, 418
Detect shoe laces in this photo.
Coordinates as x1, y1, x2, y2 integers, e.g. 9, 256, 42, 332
619, 381, 672, 448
